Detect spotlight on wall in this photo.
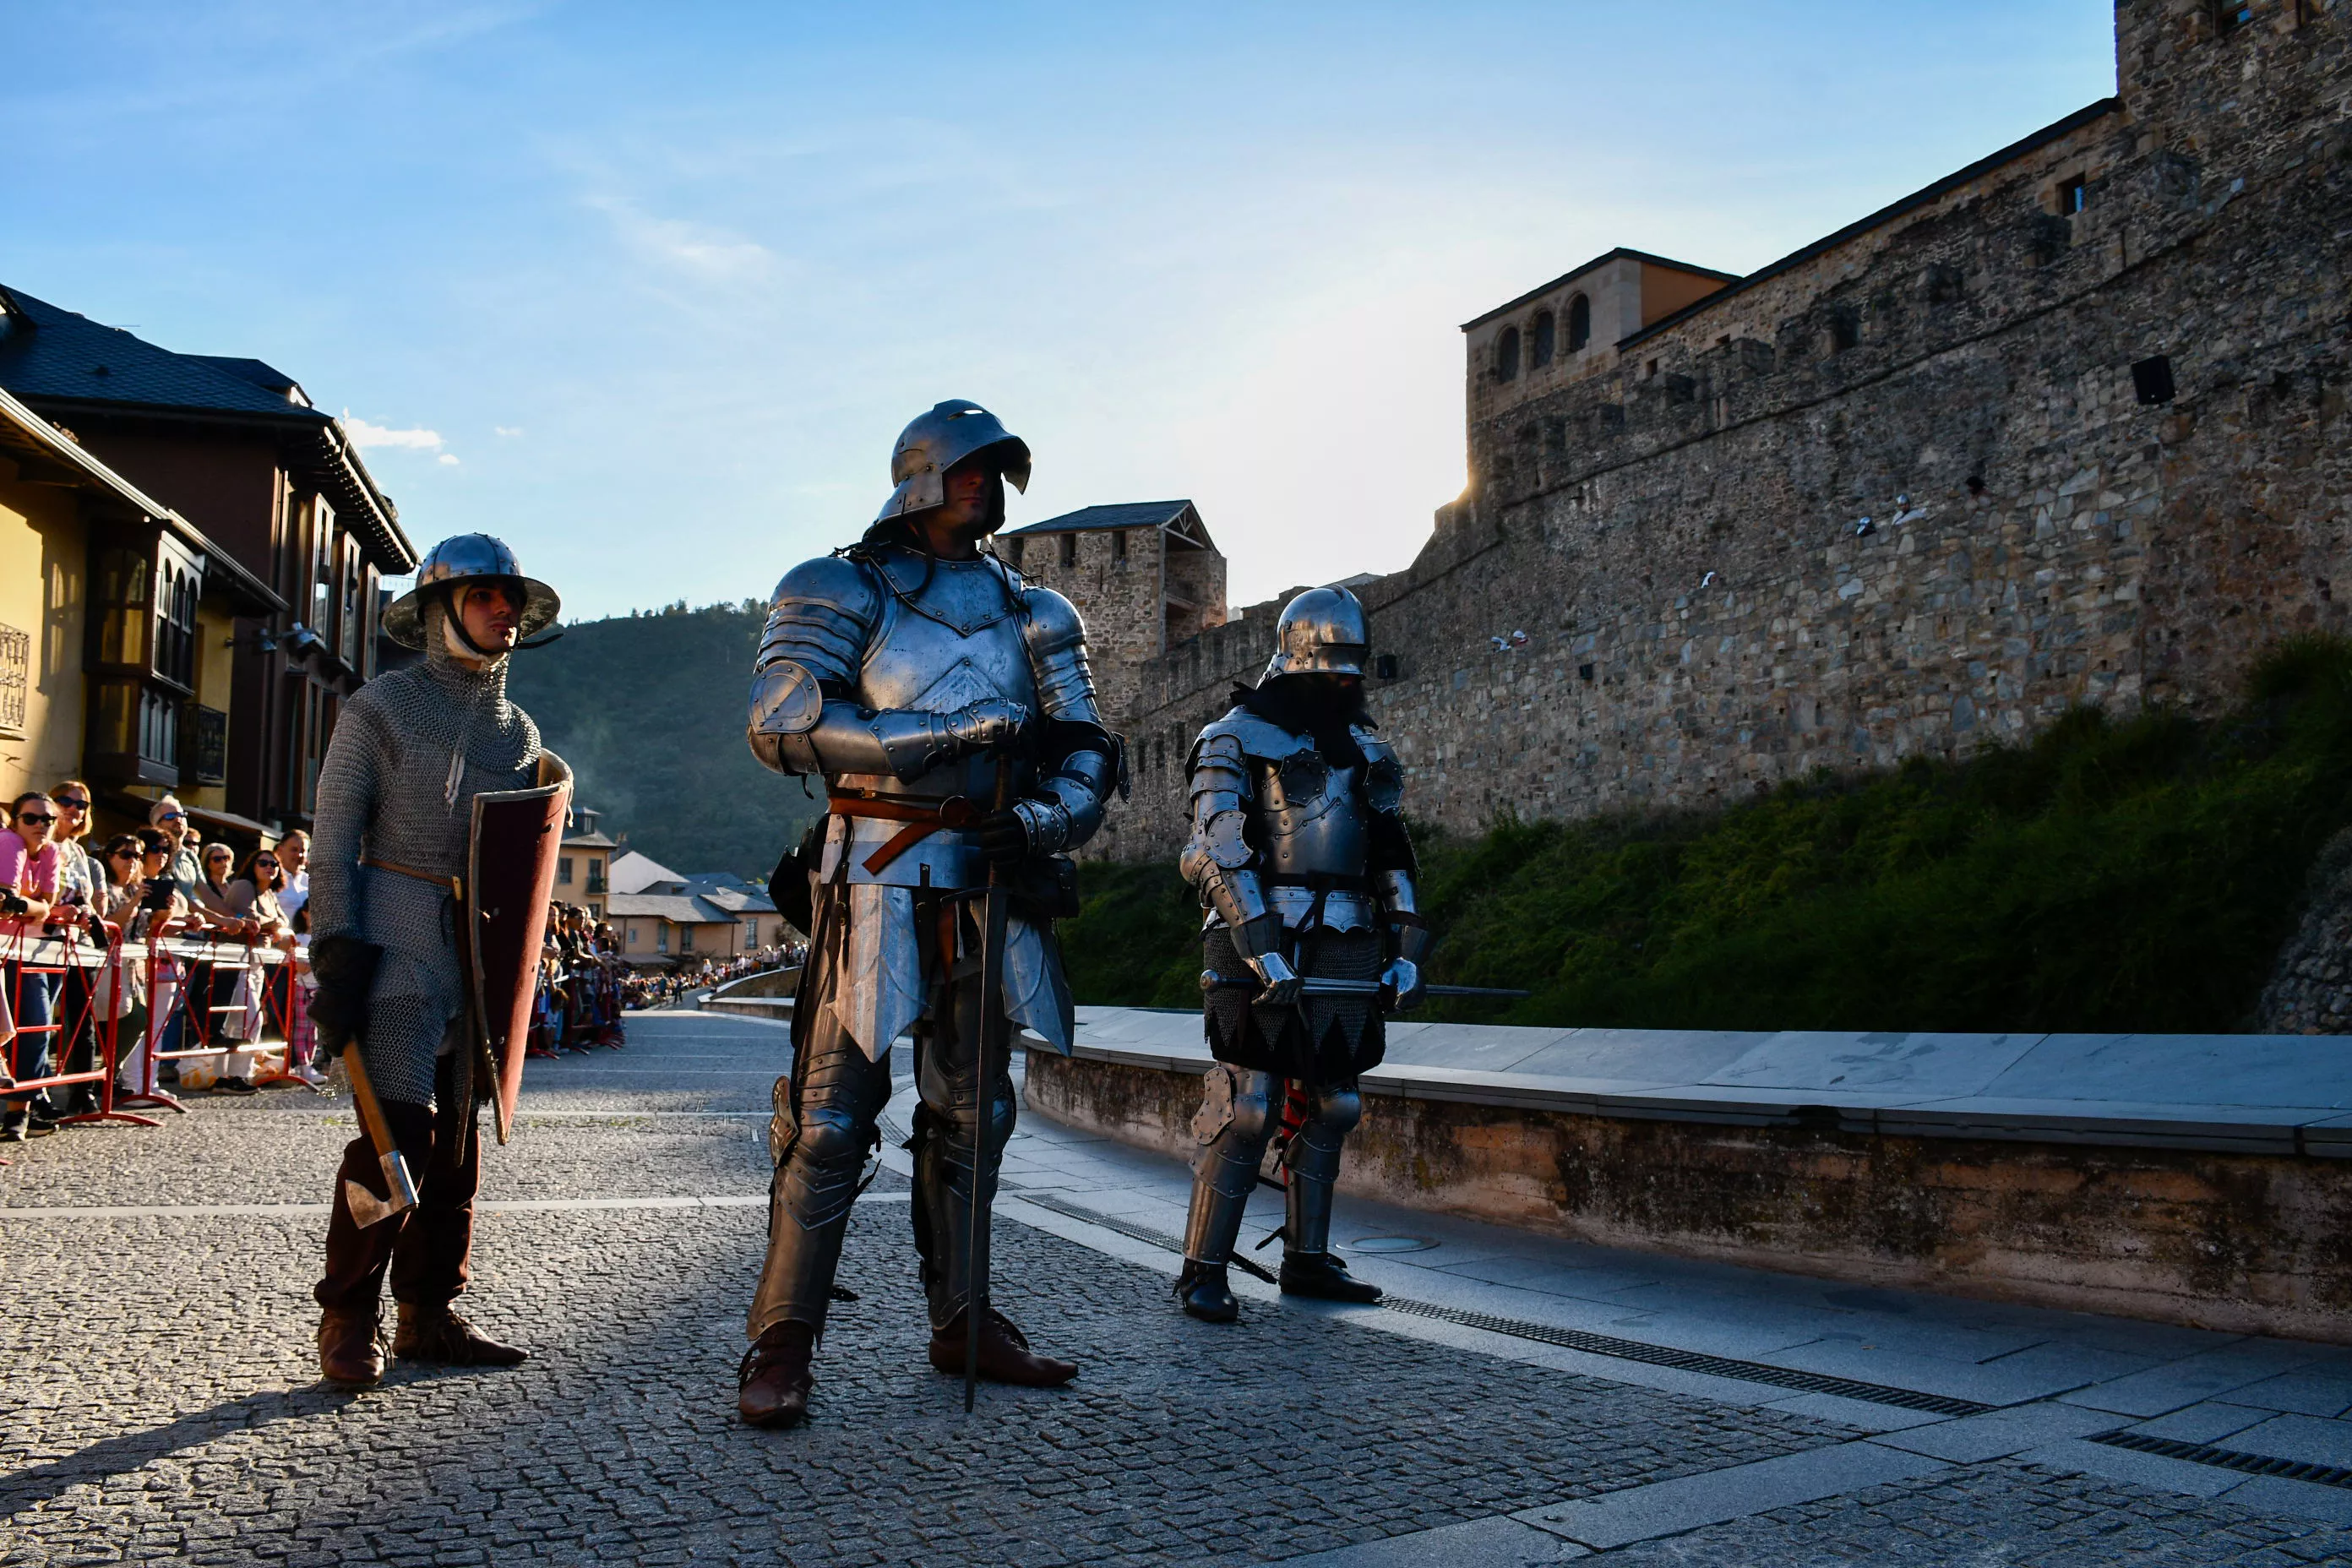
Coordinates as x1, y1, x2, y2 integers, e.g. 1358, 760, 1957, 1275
282, 622, 328, 658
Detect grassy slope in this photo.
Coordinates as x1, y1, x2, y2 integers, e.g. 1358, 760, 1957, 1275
1064, 639, 2352, 1032
504, 602, 823, 879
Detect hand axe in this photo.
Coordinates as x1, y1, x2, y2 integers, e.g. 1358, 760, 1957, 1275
341, 1048, 417, 1228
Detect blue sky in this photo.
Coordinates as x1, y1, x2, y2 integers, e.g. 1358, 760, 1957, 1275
5, 3, 2118, 619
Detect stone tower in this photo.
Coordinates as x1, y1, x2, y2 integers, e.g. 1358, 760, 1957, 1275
999, 500, 1228, 733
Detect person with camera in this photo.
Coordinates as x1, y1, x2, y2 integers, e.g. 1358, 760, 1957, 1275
1, 792, 64, 1140
148, 798, 204, 892
303, 534, 561, 1389
734, 400, 1119, 1427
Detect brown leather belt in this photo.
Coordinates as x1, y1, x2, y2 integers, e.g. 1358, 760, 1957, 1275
827, 790, 982, 876
361, 856, 464, 902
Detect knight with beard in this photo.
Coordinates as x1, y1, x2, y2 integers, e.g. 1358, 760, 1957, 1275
1173, 586, 1429, 1322
735, 400, 1119, 1425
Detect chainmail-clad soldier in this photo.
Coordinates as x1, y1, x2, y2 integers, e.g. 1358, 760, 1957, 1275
307, 535, 560, 1387
736, 400, 1119, 1427
1173, 586, 1429, 1322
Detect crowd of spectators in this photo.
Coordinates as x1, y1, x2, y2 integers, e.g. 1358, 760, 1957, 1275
1, 792, 795, 1144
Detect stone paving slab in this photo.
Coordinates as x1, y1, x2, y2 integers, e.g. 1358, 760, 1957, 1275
12, 1011, 2352, 1565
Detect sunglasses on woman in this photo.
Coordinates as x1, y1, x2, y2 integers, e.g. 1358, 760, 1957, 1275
55, 798, 90, 810
16, 813, 54, 826
110, 850, 139, 861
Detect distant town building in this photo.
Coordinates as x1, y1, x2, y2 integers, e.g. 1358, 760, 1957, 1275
602, 847, 794, 964
558, 805, 617, 919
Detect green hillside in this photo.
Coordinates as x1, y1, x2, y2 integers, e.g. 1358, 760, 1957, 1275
504, 602, 823, 879
1060, 638, 2352, 1034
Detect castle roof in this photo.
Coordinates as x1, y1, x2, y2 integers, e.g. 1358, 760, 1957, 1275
1462, 248, 1739, 332
1002, 500, 1196, 536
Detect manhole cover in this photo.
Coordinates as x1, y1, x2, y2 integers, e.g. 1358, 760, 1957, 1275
1347, 1235, 1437, 1254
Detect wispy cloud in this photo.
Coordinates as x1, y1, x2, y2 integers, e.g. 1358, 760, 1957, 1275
437, 453, 460, 466
344, 416, 445, 451
585, 195, 776, 284
493, 425, 523, 438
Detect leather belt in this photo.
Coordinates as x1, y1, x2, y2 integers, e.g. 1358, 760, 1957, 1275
827, 791, 983, 876
361, 856, 464, 902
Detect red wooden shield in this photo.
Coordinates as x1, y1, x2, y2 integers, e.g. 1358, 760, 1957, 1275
468, 750, 573, 1145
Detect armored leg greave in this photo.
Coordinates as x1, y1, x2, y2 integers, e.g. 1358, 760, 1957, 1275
1182, 1067, 1282, 1266
907, 966, 1018, 1331
1282, 1080, 1362, 1256
747, 1011, 893, 1342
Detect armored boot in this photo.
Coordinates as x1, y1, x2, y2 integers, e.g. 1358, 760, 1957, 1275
1173, 1259, 1239, 1323
1176, 1067, 1280, 1322
927, 1309, 1079, 1386
738, 1320, 816, 1427
318, 1307, 385, 1387
1280, 1081, 1380, 1304
392, 1303, 529, 1367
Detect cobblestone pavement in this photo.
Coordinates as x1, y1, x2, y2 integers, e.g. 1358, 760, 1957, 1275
6, 1012, 2352, 1565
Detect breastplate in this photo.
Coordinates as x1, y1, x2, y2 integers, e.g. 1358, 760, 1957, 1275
851, 554, 1038, 803
1255, 752, 1368, 877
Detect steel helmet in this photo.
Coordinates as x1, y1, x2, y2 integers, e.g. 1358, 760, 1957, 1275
1260, 586, 1370, 682
380, 533, 562, 651
874, 400, 1032, 524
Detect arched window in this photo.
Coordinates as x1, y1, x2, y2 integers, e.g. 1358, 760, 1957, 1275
1494, 325, 1521, 382
1529, 310, 1555, 368
1567, 293, 1591, 352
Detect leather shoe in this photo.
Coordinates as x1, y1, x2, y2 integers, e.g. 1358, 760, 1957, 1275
738, 1321, 815, 1427
1279, 1250, 1382, 1304
1174, 1259, 1239, 1323
928, 1309, 1078, 1386
393, 1304, 529, 1367
318, 1307, 385, 1387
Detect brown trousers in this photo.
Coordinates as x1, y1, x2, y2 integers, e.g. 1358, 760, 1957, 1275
313, 1050, 481, 1313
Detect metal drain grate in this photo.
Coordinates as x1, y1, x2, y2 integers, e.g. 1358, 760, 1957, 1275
2088, 1429, 2352, 1491
1380, 1298, 1990, 1417
1011, 1190, 1988, 1418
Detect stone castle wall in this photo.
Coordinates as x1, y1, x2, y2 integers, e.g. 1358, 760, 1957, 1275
1088, 0, 2352, 865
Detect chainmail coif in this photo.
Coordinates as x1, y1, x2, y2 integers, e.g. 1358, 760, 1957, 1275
309, 601, 540, 1106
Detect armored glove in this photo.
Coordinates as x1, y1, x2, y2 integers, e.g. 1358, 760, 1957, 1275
1245, 949, 1303, 1006
946, 698, 1028, 755
977, 809, 1029, 868
1380, 958, 1424, 1013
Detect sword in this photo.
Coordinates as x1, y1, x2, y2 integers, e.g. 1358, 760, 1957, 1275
1199, 972, 1531, 1002
966, 754, 1014, 1414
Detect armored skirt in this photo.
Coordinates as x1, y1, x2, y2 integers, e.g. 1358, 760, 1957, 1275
1201, 923, 1385, 1085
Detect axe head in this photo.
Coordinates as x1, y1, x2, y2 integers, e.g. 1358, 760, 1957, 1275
343, 1151, 420, 1229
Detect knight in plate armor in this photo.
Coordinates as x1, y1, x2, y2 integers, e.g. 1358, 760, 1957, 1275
736, 400, 1120, 1426
306, 534, 560, 1386
1173, 586, 1429, 1322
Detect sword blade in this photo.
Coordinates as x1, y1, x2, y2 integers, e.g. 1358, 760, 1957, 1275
966, 756, 1013, 1414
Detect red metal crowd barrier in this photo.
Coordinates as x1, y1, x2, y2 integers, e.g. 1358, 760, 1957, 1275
2, 919, 167, 1160
120, 929, 298, 1113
